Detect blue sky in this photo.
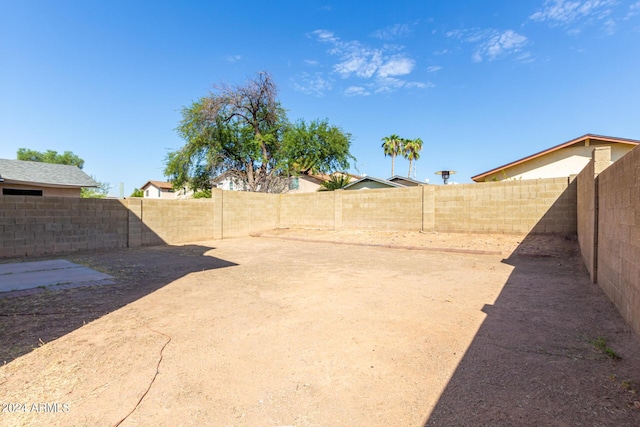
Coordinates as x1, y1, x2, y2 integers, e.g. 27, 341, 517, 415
1, 0, 639, 194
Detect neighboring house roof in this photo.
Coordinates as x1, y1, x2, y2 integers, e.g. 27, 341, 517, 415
342, 176, 404, 190
472, 134, 640, 182
0, 158, 97, 188
388, 176, 425, 186
141, 180, 173, 190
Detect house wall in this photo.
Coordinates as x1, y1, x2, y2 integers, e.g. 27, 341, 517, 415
159, 189, 178, 200
287, 176, 323, 193
483, 142, 634, 182
143, 184, 161, 199
214, 177, 248, 191
0, 182, 80, 197
142, 184, 177, 199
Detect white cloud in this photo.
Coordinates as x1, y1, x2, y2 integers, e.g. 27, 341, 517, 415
515, 52, 535, 64
333, 46, 383, 78
304, 59, 319, 66
625, 1, 640, 19
427, 65, 442, 72
226, 54, 242, 62
482, 30, 528, 60
406, 81, 435, 89
344, 86, 370, 96
374, 77, 433, 93
371, 23, 412, 40
292, 72, 333, 96
377, 57, 415, 77
308, 29, 431, 95
529, 0, 617, 33
311, 29, 338, 43
448, 28, 529, 62
530, 0, 615, 23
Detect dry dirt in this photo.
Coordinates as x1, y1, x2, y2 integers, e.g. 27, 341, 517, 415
1, 230, 640, 426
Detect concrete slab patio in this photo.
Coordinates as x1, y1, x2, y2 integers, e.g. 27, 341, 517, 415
0, 235, 639, 426
0, 259, 114, 297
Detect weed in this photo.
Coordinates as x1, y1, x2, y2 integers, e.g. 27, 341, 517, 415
621, 380, 637, 393
590, 336, 622, 360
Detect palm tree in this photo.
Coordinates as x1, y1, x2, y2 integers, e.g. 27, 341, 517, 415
319, 173, 352, 191
381, 134, 404, 177
404, 137, 423, 178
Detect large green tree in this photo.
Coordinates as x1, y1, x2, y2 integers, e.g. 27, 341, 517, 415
17, 148, 85, 169
165, 72, 354, 193
15, 148, 110, 198
381, 134, 404, 177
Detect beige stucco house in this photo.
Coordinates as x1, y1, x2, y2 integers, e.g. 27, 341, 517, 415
141, 180, 179, 199
0, 158, 98, 197
472, 134, 639, 182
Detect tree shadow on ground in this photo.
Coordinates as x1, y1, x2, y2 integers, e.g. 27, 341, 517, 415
0, 244, 236, 364
424, 188, 640, 425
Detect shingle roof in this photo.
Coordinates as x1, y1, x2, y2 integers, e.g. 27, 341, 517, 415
0, 159, 98, 187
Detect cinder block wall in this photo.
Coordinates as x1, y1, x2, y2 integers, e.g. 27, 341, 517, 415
0, 196, 129, 258
434, 178, 577, 234
576, 147, 612, 282
1, 176, 578, 259
595, 145, 640, 335
576, 159, 597, 279
137, 199, 218, 246
341, 187, 423, 231
279, 191, 336, 229
222, 190, 279, 238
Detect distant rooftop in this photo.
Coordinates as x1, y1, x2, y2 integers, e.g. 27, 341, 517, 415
0, 159, 98, 188
343, 176, 404, 189
141, 180, 174, 190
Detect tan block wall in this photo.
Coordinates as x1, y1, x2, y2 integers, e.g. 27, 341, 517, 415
341, 187, 423, 231
137, 199, 217, 246
1, 177, 580, 260
596, 144, 640, 335
434, 178, 576, 234
576, 147, 612, 282
0, 195, 128, 258
222, 191, 279, 238
279, 192, 335, 229
422, 186, 435, 232
576, 159, 597, 280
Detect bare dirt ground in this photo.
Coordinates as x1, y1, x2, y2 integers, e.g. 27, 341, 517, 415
1, 231, 639, 426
